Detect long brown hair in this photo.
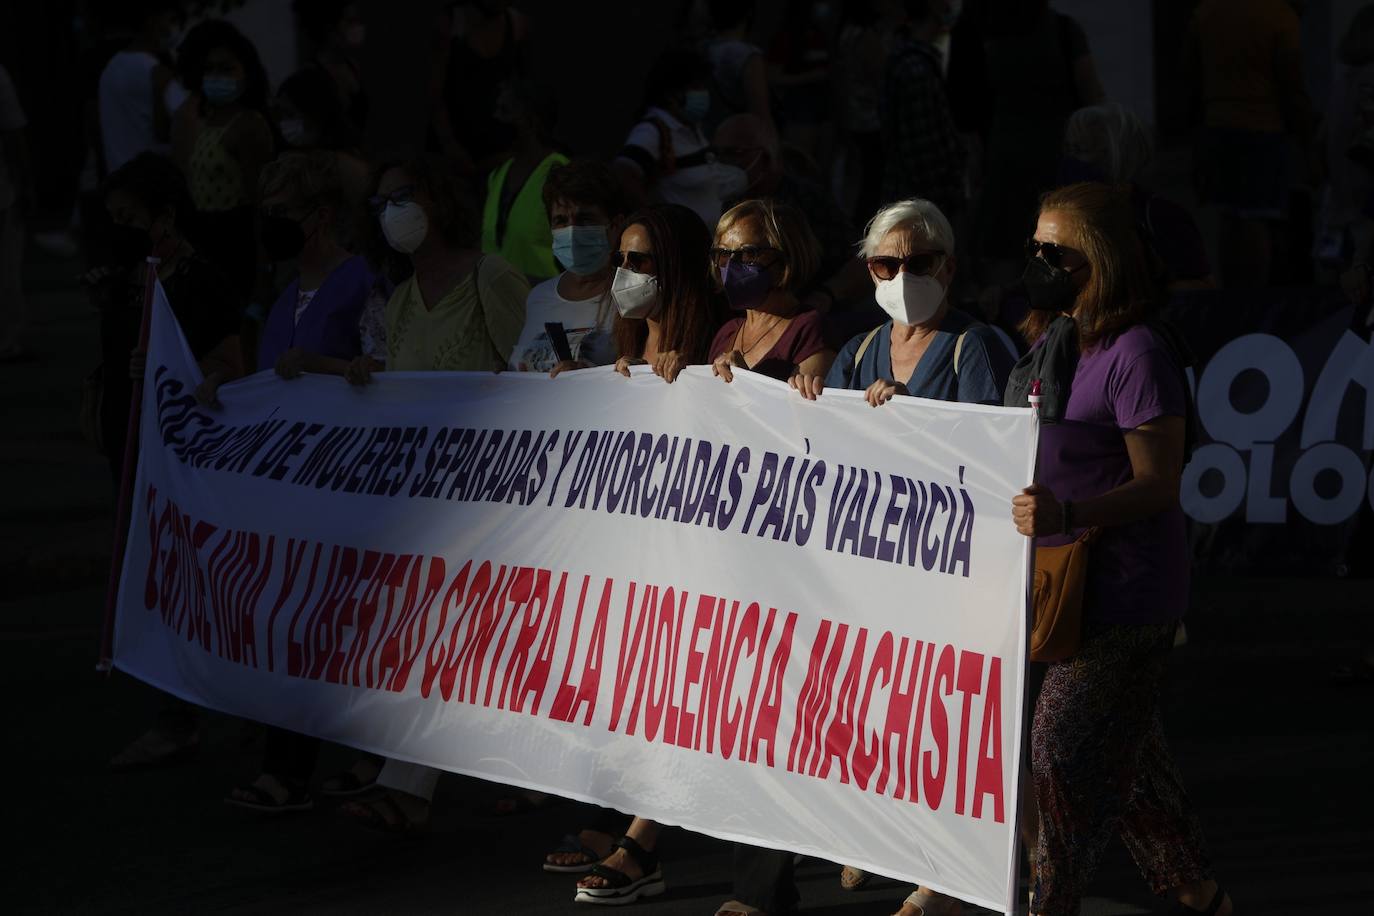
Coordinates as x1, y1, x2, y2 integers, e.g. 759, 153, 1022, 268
613, 204, 727, 363
1020, 182, 1164, 349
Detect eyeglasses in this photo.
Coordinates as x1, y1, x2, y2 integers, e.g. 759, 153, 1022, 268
367, 185, 415, 215
710, 245, 779, 269
1025, 238, 1087, 272
865, 251, 945, 281
612, 250, 656, 273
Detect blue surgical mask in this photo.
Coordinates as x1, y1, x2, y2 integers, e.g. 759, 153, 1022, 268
721, 260, 774, 311
202, 75, 243, 105
552, 225, 611, 276
682, 89, 711, 124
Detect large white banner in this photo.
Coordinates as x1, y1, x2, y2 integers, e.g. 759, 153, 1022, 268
114, 286, 1038, 912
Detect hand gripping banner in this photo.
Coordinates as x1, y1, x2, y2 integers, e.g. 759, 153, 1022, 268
113, 285, 1038, 912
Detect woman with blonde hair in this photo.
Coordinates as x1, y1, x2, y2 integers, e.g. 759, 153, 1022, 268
707, 198, 833, 384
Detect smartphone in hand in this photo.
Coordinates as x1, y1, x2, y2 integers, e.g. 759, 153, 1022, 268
545, 322, 574, 363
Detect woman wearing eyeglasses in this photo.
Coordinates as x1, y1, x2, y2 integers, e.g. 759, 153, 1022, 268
788, 197, 1012, 411
1009, 183, 1228, 916
708, 199, 834, 385
334, 153, 530, 834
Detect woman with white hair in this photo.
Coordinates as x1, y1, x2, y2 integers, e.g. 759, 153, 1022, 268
790, 197, 1011, 407
748, 198, 1010, 916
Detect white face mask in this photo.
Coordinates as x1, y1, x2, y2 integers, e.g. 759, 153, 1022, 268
874, 272, 946, 327
381, 201, 429, 254
610, 267, 660, 319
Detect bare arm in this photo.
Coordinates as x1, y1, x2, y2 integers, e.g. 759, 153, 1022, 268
1013, 417, 1185, 535
795, 348, 835, 380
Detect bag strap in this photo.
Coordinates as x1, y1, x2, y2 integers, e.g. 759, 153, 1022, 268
953, 329, 967, 376
853, 325, 882, 362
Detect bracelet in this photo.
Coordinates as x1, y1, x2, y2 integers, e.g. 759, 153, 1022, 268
1061, 499, 1074, 535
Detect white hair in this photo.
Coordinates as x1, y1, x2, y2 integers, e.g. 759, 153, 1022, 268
1063, 102, 1154, 183
859, 198, 955, 259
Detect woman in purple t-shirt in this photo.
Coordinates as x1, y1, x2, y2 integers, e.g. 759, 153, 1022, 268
706, 198, 834, 385
1010, 183, 1232, 916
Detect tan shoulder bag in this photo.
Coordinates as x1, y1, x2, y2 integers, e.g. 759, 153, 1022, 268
1030, 527, 1099, 662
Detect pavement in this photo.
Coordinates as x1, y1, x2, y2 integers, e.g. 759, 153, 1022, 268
5, 247, 1373, 915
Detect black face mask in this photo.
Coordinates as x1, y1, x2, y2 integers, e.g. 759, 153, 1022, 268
109, 224, 152, 265
1021, 255, 1082, 312
260, 213, 308, 261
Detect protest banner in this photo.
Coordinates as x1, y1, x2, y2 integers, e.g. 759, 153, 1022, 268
112, 285, 1039, 912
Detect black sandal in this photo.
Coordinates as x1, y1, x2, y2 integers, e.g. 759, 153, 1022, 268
574, 835, 665, 905
1173, 885, 1229, 915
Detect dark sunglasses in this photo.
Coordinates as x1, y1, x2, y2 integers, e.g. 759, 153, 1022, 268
612, 250, 656, 273
865, 251, 945, 282
1025, 238, 1087, 272
367, 185, 416, 215
710, 245, 779, 269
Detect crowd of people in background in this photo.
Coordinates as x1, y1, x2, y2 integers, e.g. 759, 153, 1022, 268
12, 0, 1374, 912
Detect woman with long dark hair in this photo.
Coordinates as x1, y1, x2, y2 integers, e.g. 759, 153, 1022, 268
540, 204, 726, 906
608, 202, 728, 381
1009, 182, 1230, 916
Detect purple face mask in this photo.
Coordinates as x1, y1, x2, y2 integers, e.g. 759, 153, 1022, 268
721, 260, 774, 311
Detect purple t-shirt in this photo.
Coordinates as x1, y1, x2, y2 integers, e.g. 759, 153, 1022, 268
1034, 324, 1189, 625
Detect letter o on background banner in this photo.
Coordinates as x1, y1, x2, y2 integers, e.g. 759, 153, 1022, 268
1180, 443, 1247, 523
1290, 443, 1368, 525
1197, 334, 1304, 449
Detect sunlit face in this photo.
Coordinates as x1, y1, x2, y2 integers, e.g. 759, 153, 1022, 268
715, 214, 781, 275
1031, 209, 1090, 277
615, 222, 657, 275
867, 225, 954, 287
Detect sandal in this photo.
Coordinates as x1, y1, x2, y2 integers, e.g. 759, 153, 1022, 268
224, 775, 313, 814
840, 865, 870, 890
544, 832, 611, 873
1172, 885, 1230, 915
336, 791, 429, 835
900, 887, 964, 916
574, 834, 665, 905
108, 727, 199, 772
319, 763, 379, 797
